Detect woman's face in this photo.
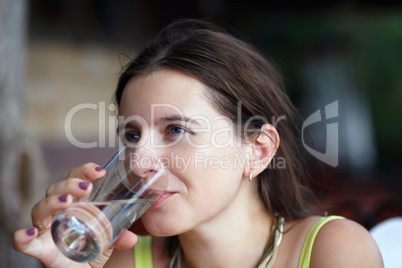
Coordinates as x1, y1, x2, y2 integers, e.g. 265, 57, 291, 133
118, 70, 251, 236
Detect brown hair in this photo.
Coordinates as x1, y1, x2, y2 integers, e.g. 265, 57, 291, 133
115, 19, 313, 220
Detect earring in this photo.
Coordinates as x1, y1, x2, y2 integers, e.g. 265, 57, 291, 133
249, 169, 253, 182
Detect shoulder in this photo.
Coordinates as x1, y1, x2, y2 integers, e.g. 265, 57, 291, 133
310, 218, 384, 268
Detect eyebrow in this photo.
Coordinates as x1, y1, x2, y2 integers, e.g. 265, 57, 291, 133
154, 115, 201, 126
117, 115, 201, 133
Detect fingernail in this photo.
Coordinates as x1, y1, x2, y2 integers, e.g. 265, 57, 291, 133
26, 228, 35, 236
58, 194, 68, 202
79, 181, 90, 190
95, 166, 105, 172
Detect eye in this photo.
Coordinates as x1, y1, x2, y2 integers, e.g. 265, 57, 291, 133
123, 132, 140, 143
169, 125, 185, 135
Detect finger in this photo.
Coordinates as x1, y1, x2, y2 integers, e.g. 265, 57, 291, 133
67, 162, 106, 181
111, 230, 138, 250
13, 228, 42, 258
14, 229, 65, 267
46, 178, 93, 197
31, 194, 73, 229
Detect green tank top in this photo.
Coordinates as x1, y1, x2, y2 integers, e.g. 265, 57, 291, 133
134, 215, 344, 268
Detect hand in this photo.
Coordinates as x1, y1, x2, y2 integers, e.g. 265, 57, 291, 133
13, 163, 138, 268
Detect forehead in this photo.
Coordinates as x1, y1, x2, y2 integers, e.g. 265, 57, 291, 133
119, 70, 219, 121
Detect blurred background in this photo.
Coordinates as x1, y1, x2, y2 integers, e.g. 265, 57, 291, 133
1, 0, 401, 266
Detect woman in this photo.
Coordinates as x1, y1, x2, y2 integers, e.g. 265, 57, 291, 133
14, 19, 383, 267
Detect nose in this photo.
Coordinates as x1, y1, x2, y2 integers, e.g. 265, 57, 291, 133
129, 146, 163, 177
125, 146, 168, 196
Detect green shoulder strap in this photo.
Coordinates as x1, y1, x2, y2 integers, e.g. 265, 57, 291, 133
298, 216, 345, 268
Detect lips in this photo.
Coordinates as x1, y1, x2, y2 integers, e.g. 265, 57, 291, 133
138, 188, 164, 200
148, 191, 176, 209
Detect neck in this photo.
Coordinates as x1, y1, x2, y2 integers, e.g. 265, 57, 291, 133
177, 182, 274, 268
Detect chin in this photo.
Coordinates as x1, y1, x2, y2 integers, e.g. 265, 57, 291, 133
141, 212, 185, 237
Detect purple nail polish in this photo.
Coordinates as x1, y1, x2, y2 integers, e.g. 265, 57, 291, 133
79, 181, 90, 190
95, 166, 105, 172
26, 228, 35, 236
58, 194, 68, 202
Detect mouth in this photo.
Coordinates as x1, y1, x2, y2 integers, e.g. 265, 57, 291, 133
148, 191, 176, 210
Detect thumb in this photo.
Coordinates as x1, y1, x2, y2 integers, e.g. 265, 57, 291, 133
112, 230, 138, 250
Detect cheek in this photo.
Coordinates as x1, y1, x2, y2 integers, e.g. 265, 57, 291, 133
144, 139, 248, 235
164, 132, 246, 174
168, 146, 246, 188
174, 146, 246, 211
141, 164, 244, 236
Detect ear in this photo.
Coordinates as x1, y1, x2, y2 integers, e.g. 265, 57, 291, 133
243, 124, 280, 180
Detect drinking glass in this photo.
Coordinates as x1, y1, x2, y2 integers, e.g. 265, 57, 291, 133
51, 146, 168, 262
